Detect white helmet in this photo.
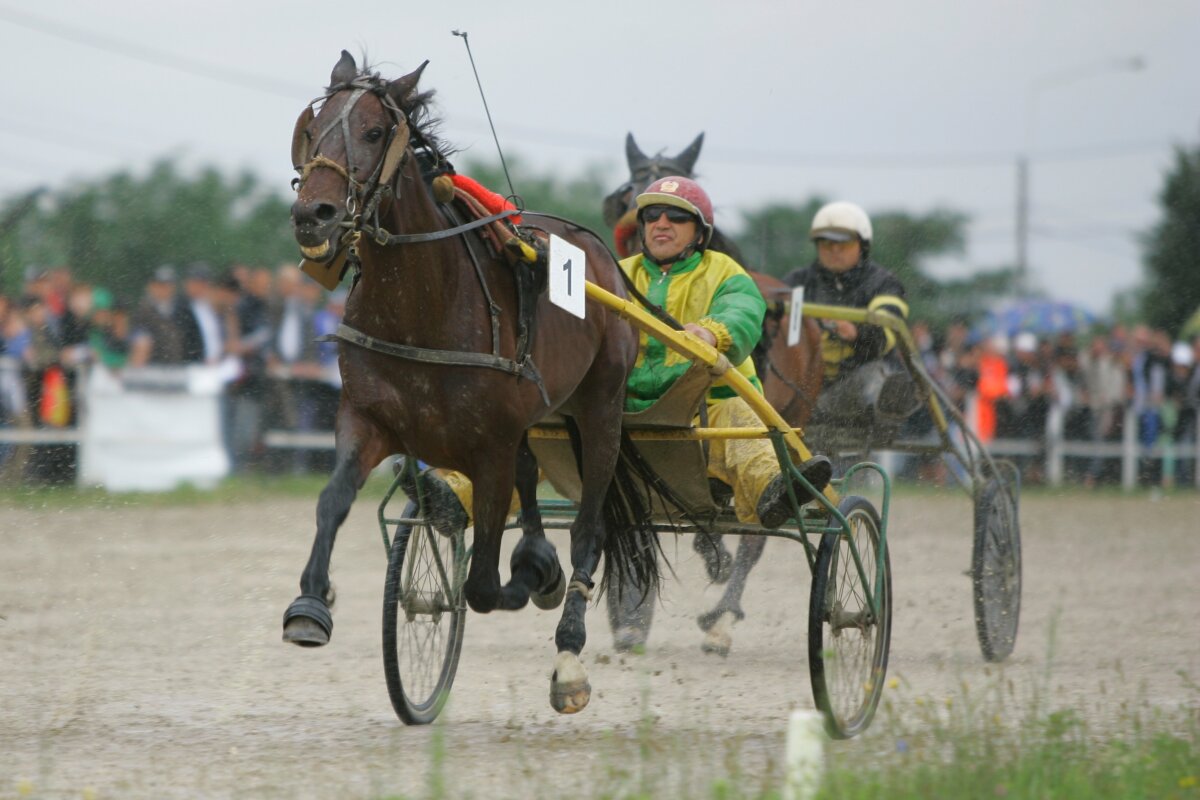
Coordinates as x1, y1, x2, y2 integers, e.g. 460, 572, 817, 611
810, 201, 872, 243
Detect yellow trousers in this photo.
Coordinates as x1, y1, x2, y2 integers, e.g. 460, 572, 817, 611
440, 396, 781, 526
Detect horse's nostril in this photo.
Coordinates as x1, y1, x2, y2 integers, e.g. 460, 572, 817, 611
314, 203, 338, 223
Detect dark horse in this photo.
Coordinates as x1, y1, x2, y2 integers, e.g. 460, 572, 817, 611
283, 51, 654, 713
601, 133, 824, 655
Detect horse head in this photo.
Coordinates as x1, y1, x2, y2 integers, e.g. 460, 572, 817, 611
602, 132, 704, 258
289, 51, 432, 265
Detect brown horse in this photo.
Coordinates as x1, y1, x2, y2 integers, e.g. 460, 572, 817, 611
283, 51, 655, 713
602, 133, 823, 655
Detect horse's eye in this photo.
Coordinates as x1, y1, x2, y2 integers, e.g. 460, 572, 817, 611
364, 127, 385, 144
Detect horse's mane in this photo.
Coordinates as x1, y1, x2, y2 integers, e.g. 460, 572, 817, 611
324, 58, 455, 163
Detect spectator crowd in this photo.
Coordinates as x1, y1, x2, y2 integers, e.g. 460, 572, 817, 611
3, 263, 1199, 490
901, 318, 1200, 489
1, 263, 346, 483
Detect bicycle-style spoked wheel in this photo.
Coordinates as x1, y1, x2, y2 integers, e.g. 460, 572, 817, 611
808, 495, 892, 739
973, 474, 1021, 662
382, 500, 468, 724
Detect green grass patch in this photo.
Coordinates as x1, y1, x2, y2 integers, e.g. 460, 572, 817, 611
0, 470, 395, 510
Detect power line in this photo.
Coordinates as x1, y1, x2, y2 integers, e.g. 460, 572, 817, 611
0, 6, 310, 99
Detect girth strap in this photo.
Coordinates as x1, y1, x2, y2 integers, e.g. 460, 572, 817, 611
320, 322, 550, 406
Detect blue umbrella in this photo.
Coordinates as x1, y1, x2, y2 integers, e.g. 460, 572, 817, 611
977, 300, 1098, 338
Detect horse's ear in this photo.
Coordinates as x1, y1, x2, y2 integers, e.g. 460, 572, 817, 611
673, 133, 705, 175
626, 133, 649, 171
330, 50, 358, 87
388, 60, 430, 104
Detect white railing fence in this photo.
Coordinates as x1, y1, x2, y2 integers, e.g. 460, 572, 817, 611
2, 361, 1196, 491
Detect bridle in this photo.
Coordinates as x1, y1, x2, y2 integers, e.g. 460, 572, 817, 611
290, 78, 414, 260
290, 73, 542, 403
291, 76, 518, 262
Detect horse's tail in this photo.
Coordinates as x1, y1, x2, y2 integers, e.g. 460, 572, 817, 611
561, 421, 663, 602
597, 433, 668, 603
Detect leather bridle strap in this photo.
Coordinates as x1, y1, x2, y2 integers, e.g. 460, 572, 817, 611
356, 208, 519, 246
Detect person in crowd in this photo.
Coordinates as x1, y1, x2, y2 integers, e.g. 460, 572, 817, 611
0, 294, 28, 473
399, 176, 832, 541
1082, 330, 1128, 487
267, 264, 327, 473
975, 334, 1009, 445
220, 268, 272, 473
781, 201, 919, 448
1129, 325, 1171, 485
179, 262, 225, 365
87, 288, 131, 370
1049, 335, 1091, 481
1001, 332, 1050, 482
128, 265, 191, 367
17, 294, 73, 482
1174, 336, 1200, 487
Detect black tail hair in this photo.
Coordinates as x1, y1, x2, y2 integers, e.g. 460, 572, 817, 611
562, 420, 664, 603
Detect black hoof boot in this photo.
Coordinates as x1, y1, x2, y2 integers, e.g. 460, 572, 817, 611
512, 536, 566, 611
282, 594, 333, 647
756, 456, 834, 529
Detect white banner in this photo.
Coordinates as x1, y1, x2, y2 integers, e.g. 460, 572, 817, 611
79, 365, 230, 492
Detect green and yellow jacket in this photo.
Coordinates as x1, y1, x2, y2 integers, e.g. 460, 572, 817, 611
618, 250, 766, 412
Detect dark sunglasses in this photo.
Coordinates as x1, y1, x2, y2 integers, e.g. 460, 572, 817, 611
640, 205, 696, 225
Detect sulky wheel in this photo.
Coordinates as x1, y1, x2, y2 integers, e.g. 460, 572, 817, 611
382, 500, 468, 724
972, 473, 1021, 662
808, 495, 892, 739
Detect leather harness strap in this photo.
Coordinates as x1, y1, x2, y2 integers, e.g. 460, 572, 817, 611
319, 322, 550, 407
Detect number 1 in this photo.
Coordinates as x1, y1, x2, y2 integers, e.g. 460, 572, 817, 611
562, 258, 573, 295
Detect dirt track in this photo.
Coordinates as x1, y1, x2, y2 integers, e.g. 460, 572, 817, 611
2, 488, 1198, 799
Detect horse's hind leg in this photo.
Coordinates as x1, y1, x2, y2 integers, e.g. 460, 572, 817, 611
283, 422, 385, 647
696, 534, 767, 657
605, 563, 655, 652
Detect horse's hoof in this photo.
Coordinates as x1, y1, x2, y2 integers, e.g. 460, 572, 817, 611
282, 594, 333, 647
550, 651, 591, 714
613, 626, 647, 654
530, 561, 566, 611
699, 611, 736, 657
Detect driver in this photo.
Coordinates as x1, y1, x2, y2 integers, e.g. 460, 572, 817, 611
781, 201, 919, 436
403, 176, 831, 533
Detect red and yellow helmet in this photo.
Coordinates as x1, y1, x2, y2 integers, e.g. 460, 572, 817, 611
635, 176, 714, 246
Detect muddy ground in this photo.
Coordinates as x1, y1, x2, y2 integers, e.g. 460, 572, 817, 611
2, 488, 1197, 799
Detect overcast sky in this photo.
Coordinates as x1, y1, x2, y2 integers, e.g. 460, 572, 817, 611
1, 0, 1197, 313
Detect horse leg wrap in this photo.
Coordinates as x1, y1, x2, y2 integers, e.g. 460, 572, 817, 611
510, 536, 565, 610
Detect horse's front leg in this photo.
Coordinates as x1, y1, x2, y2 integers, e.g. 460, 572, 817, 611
283, 416, 387, 646
461, 452, 519, 614
549, 414, 623, 714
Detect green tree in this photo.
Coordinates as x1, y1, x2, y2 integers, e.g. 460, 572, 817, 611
1141, 143, 1200, 335
0, 160, 296, 300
